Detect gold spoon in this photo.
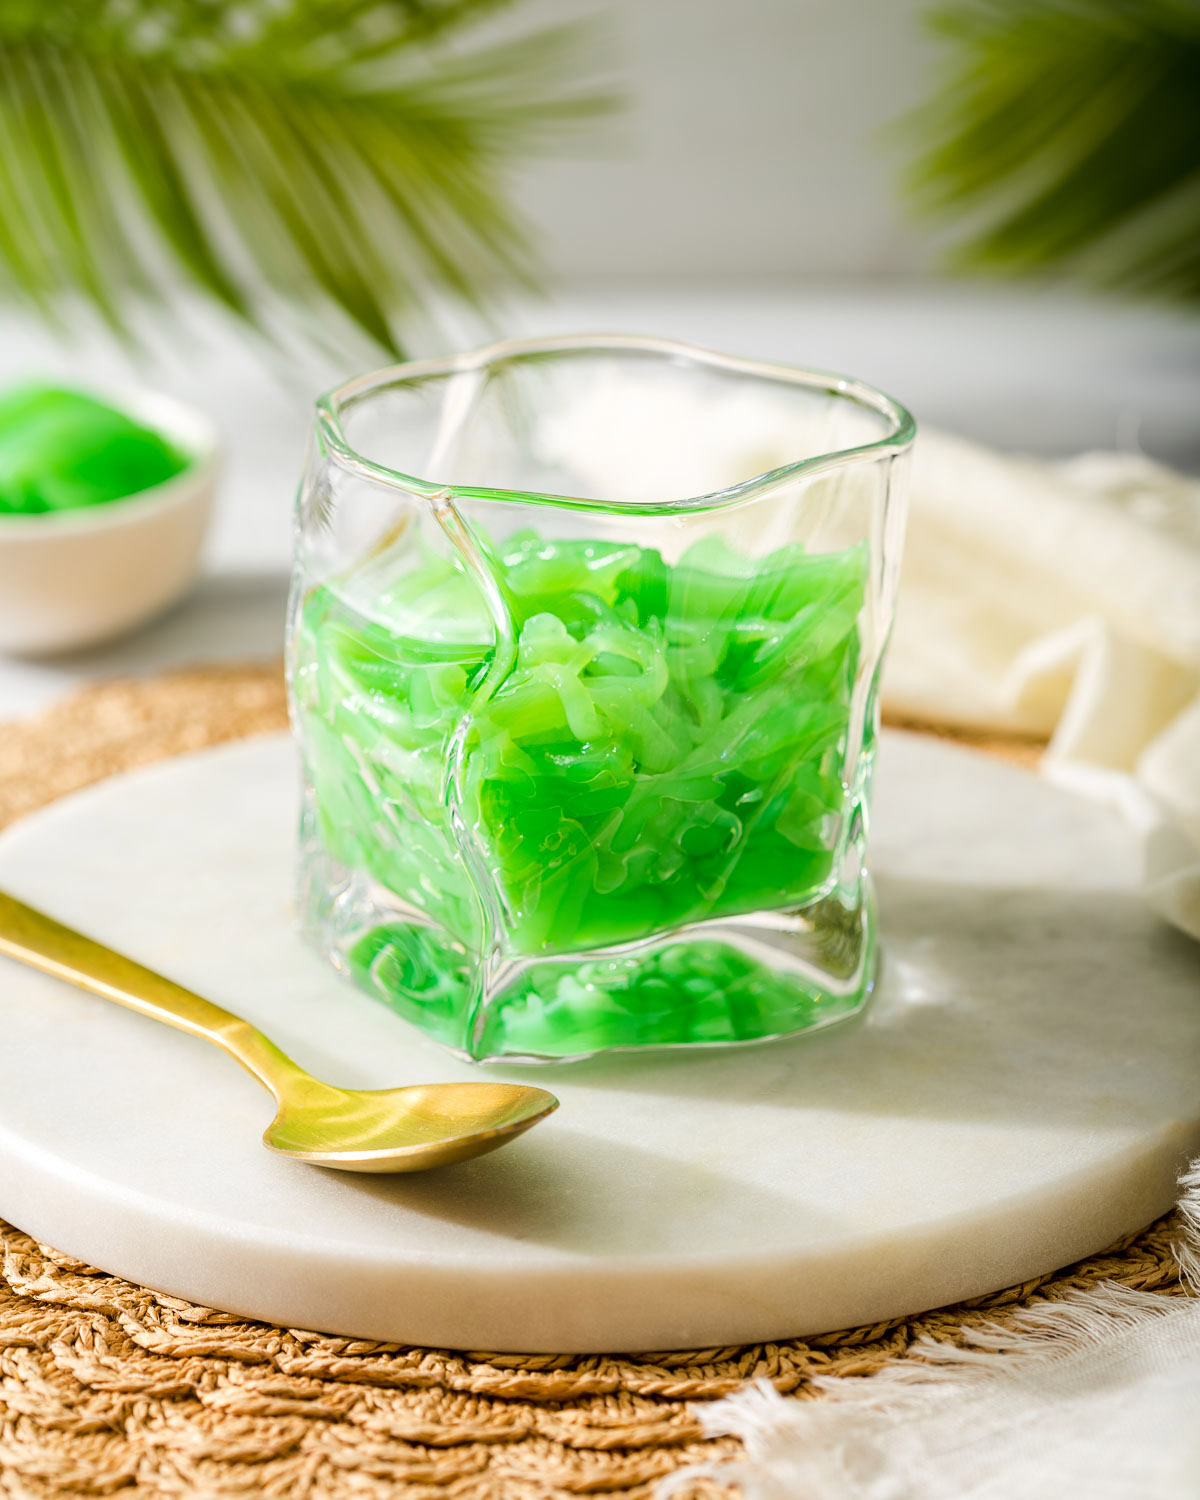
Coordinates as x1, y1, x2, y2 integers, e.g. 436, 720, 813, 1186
0, 890, 557, 1172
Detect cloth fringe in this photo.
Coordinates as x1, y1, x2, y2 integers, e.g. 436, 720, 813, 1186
663, 1161, 1200, 1500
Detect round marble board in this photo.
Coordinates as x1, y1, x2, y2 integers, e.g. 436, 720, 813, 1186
0, 731, 1197, 1354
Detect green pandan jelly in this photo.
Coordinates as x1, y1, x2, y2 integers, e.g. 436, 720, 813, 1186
294, 529, 869, 1058
0, 384, 189, 515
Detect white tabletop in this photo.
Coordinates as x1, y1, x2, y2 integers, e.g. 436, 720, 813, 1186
2, 282, 1197, 719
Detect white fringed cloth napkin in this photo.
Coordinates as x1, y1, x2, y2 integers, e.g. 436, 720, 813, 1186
886, 432, 1200, 942
663, 1165, 1200, 1500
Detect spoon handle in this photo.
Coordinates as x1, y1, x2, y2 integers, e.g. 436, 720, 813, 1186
0, 888, 295, 1098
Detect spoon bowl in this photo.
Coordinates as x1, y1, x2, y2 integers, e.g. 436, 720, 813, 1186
263, 1079, 558, 1172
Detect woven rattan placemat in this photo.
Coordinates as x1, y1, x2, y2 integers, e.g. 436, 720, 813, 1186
0, 665, 1186, 1499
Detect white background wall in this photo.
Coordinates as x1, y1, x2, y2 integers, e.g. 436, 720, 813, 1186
507, 0, 939, 279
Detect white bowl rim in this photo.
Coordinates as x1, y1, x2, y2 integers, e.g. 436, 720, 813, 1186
0, 385, 219, 537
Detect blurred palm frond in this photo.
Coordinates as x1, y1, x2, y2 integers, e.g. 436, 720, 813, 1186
908, 0, 1200, 299
0, 0, 617, 354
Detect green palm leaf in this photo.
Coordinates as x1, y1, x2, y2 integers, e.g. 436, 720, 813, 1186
908, 0, 1200, 300
0, 1, 617, 354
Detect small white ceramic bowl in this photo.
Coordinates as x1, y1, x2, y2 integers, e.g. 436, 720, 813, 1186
0, 388, 219, 655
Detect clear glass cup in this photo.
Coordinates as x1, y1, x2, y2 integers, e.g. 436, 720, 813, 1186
287, 335, 915, 1062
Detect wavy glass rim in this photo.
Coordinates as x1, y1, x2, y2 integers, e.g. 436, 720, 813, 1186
314, 333, 917, 516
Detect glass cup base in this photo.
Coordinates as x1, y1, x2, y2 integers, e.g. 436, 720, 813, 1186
300, 828, 877, 1064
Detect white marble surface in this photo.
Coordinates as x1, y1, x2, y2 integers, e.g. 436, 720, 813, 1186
0, 731, 1197, 1352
